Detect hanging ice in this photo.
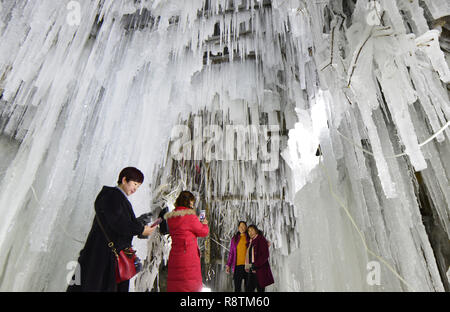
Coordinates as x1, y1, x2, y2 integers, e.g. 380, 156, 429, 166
0, 0, 449, 292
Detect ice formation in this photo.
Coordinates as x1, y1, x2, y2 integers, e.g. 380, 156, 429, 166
0, 0, 449, 291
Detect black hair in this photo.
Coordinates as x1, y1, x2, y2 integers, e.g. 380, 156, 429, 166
236, 221, 247, 228
247, 224, 259, 233
232, 221, 249, 244
248, 224, 264, 237
117, 167, 144, 185
175, 191, 196, 208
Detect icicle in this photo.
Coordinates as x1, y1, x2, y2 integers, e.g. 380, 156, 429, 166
0, 0, 448, 292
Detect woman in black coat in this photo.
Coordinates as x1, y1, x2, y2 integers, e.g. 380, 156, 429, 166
67, 167, 155, 292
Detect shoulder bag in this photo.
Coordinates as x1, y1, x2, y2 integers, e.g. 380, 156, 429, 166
95, 214, 140, 283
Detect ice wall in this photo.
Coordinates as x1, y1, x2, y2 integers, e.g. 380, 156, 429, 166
135, 0, 450, 292
0, 0, 449, 291
0, 0, 196, 291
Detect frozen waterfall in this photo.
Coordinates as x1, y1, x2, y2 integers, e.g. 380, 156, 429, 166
0, 0, 449, 292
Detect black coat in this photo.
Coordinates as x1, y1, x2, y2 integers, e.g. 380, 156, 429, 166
67, 186, 144, 292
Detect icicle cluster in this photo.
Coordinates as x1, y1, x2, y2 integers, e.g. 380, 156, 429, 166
0, 0, 448, 291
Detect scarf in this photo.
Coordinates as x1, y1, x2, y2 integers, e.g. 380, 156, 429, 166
245, 236, 257, 272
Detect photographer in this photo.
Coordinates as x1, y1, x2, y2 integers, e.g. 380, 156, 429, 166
165, 191, 209, 292
67, 167, 156, 292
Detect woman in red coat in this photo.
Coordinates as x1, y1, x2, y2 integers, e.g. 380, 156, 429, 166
164, 191, 209, 292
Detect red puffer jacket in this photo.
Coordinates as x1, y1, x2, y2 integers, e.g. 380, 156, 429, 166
165, 206, 209, 292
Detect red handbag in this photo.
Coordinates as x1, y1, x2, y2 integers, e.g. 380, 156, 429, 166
114, 247, 137, 283
96, 215, 138, 283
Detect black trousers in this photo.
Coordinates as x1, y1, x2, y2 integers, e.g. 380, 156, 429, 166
246, 272, 265, 292
117, 280, 129, 292
233, 265, 247, 292
66, 278, 129, 292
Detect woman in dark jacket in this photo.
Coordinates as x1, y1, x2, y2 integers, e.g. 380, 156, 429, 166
67, 167, 155, 292
226, 221, 250, 292
245, 225, 274, 292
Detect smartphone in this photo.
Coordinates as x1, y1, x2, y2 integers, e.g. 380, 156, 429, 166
199, 210, 206, 221
150, 217, 163, 227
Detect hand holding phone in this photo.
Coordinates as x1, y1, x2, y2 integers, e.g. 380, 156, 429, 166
199, 210, 206, 221
150, 217, 163, 228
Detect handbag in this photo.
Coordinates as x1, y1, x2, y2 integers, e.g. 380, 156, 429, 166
95, 215, 139, 283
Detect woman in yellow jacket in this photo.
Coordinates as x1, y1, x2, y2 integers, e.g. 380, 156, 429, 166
226, 221, 250, 292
